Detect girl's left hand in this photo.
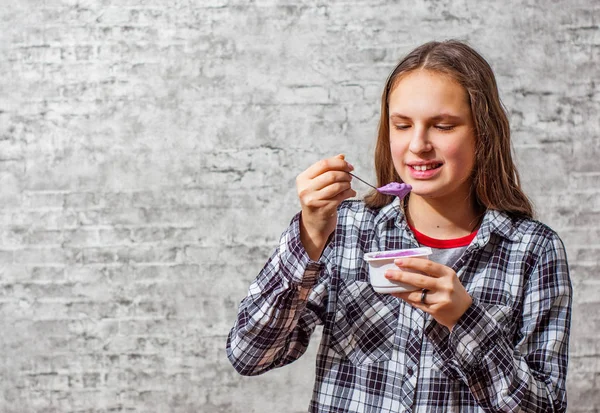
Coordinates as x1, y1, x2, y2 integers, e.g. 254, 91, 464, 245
385, 258, 472, 331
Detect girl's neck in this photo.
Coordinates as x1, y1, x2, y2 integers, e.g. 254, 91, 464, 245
405, 194, 483, 239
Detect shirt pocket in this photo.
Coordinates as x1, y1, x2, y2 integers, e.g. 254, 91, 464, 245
472, 287, 517, 334
330, 280, 400, 366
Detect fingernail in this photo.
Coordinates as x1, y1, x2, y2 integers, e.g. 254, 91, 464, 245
347, 162, 354, 171
394, 259, 403, 266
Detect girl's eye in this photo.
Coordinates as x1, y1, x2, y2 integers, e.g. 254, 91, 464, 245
393, 124, 411, 130
435, 124, 455, 131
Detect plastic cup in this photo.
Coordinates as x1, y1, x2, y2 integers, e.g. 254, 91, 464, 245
363, 247, 433, 293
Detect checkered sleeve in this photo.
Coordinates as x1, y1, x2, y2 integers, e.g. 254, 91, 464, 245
226, 212, 329, 376
434, 231, 572, 412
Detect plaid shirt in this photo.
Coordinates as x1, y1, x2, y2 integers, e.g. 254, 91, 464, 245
227, 199, 572, 412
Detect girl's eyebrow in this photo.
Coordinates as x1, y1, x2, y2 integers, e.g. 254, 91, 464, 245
389, 113, 411, 120
389, 113, 463, 122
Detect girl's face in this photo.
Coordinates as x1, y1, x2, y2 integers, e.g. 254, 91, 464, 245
388, 70, 476, 203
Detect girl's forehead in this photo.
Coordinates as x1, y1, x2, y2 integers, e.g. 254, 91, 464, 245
388, 71, 470, 115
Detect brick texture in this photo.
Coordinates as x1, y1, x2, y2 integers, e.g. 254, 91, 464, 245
1, 0, 598, 411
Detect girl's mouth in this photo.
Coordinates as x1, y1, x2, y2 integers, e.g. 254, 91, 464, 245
410, 163, 442, 172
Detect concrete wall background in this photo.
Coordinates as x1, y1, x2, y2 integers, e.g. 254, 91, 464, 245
0, 0, 598, 411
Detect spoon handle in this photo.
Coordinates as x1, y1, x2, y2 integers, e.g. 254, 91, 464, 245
348, 172, 378, 190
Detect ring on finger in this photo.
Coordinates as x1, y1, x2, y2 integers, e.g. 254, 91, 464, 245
420, 289, 428, 304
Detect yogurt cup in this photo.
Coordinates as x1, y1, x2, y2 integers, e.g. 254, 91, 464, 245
363, 247, 433, 293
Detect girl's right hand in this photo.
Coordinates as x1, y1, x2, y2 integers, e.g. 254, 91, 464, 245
296, 154, 356, 260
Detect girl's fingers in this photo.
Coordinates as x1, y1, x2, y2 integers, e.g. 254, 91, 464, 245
391, 290, 427, 304
327, 187, 357, 203
393, 258, 449, 278
311, 170, 353, 192
384, 269, 437, 290
301, 183, 355, 207
302, 155, 354, 180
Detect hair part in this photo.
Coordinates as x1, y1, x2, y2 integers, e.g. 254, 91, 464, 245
364, 40, 534, 219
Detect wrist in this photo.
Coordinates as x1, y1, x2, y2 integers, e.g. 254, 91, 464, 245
299, 215, 334, 261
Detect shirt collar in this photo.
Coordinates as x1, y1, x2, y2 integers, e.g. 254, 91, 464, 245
475, 209, 523, 245
379, 197, 405, 226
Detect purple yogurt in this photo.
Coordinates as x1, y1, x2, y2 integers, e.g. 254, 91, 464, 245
371, 249, 424, 259
377, 182, 412, 199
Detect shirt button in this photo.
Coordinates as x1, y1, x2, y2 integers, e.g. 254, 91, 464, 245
407, 367, 414, 376
413, 328, 421, 336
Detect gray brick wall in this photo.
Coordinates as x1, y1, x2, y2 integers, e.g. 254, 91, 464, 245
1, 1, 598, 412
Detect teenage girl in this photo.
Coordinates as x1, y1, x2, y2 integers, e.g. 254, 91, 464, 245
227, 40, 572, 413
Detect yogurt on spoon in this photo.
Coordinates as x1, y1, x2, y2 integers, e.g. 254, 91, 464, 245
348, 172, 412, 199
377, 182, 412, 198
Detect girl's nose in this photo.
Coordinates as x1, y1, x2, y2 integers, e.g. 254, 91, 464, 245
408, 126, 432, 154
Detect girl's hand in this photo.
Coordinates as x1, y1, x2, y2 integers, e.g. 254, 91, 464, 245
296, 154, 356, 260
385, 258, 473, 331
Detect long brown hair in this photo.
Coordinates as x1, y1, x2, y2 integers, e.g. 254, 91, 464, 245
364, 40, 534, 219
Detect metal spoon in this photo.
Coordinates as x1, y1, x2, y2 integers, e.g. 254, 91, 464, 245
348, 172, 378, 190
